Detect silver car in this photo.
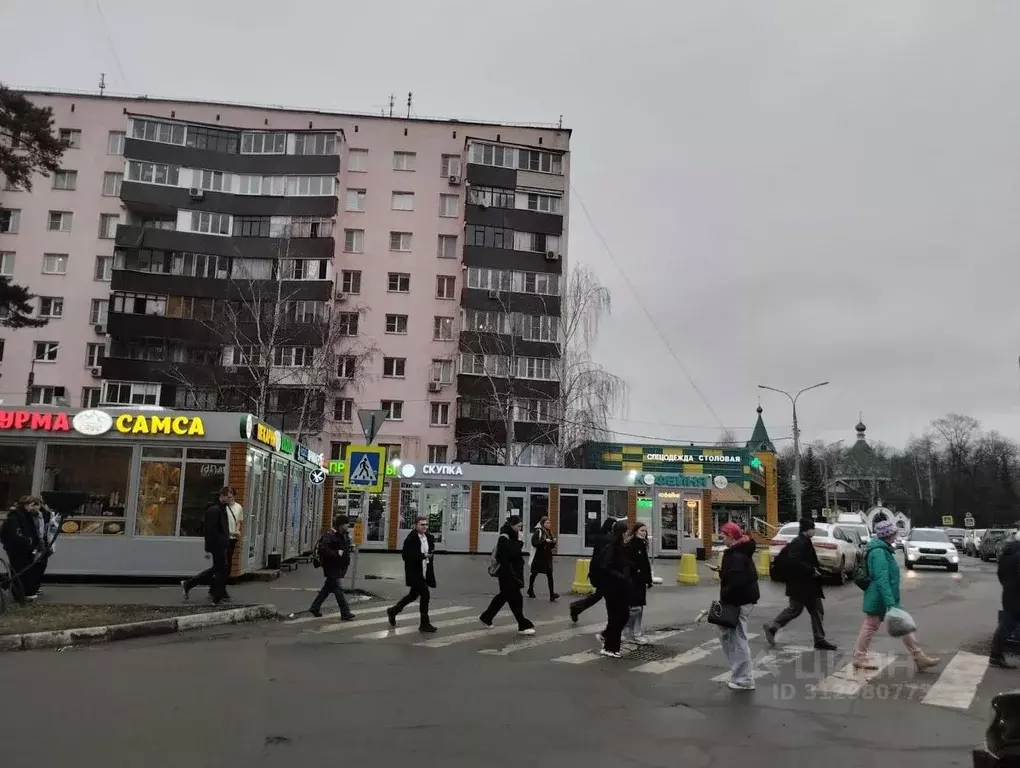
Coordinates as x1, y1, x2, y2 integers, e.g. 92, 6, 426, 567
904, 528, 961, 572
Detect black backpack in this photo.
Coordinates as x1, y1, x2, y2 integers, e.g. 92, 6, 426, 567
771, 545, 791, 580
311, 533, 328, 569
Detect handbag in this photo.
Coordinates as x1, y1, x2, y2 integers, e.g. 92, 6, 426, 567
706, 600, 740, 629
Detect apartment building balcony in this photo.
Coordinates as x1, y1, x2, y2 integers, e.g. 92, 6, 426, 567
124, 137, 340, 176
458, 330, 559, 360
115, 225, 335, 261
460, 286, 561, 316
120, 181, 338, 218
111, 270, 332, 302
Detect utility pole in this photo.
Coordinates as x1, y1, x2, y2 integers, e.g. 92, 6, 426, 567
759, 381, 829, 520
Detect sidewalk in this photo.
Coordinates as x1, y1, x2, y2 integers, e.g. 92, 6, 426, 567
35, 553, 727, 618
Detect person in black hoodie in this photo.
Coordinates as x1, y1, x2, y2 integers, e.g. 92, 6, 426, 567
717, 521, 760, 690
308, 515, 357, 620
0, 496, 46, 604
480, 515, 536, 635
763, 518, 836, 651
623, 521, 653, 644
386, 516, 437, 632
527, 516, 559, 601
569, 517, 617, 623
990, 529, 1020, 667
597, 519, 632, 658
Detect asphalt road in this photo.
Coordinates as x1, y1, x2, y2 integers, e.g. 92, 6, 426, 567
0, 554, 1009, 768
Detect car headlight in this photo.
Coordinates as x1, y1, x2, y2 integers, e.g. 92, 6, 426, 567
950, 555, 959, 563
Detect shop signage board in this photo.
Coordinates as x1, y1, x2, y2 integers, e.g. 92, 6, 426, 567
241, 414, 282, 451
344, 445, 386, 493
0, 408, 205, 437
398, 463, 464, 478
309, 468, 326, 486
643, 473, 712, 489
644, 452, 743, 464
114, 414, 205, 436
0, 410, 72, 432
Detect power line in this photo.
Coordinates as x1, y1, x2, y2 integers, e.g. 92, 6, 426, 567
90, 0, 128, 87
569, 184, 726, 430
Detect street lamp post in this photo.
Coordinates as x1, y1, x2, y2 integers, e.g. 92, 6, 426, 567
758, 381, 829, 520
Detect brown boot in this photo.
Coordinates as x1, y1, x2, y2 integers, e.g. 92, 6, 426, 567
914, 652, 941, 672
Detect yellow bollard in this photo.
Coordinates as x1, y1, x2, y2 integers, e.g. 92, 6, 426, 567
570, 559, 594, 595
757, 549, 770, 578
676, 553, 700, 585
713, 549, 724, 581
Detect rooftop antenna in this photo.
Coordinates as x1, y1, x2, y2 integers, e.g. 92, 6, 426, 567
557, 114, 563, 129
406, 91, 412, 119
98, 73, 107, 96
388, 93, 395, 118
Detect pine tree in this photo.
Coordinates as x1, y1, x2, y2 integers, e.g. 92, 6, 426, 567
0, 277, 47, 328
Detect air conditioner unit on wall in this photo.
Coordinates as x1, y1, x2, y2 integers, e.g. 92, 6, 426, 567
545, 251, 560, 261
448, 174, 461, 185
90, 367, 102, 377
487, 289, 499, 300
93, 324, 106, 334
335, 291, 347, 302
428, 381, 441, 393
189, 187, 205, 199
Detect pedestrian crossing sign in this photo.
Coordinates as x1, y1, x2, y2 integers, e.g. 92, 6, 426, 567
344, 445, 386, 492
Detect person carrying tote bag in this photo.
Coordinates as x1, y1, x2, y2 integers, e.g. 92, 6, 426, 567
714, 522, 760, 691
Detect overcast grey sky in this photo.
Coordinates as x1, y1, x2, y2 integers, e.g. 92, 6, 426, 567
4, 0, 1018, 450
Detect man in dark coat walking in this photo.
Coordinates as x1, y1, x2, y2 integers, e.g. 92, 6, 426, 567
192, 487, 234, 604
763, 518, 836, 650
990, 529, 1020, 667
308, 515, 357, 619
0, 496, 46, 603
569, 517, 617, 623
386, 516, 437, 632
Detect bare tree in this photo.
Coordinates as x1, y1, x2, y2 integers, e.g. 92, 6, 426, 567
718, 429, 739, 446
555, 265, 627, 464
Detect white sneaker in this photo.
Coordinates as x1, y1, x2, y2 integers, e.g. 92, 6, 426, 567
599, 649, 622, 659
595, 633, 604, 646
519, 627, 536, 636
633, 635, 650, 645
728, 680, 756, 691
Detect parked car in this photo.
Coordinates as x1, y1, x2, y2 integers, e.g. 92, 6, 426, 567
980, 530, 1010, 562
768, 522, 860, 583
946, 528, 967, 550
903, 528, 960, 572
841, 523, 871, 546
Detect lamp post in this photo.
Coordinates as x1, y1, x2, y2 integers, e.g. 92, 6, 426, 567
758, 381, 829, 519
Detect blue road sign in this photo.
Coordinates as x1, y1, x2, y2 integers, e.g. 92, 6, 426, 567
344, 445, 386, 493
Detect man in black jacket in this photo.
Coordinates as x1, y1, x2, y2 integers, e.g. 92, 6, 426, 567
386, 516, 437, 632
990, 529, 1020, 667
763, 518, 836, 651
569, 517, 617, 623
0, 496, 46, 603
188, 487, 234, 604
308, 516, 356, 619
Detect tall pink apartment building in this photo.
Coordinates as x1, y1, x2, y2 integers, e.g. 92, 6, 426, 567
0, 91, 571, 467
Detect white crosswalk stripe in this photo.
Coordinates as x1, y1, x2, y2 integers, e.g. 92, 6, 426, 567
922, 651, 989, 710
709, 645, 814, 682
310, 605, 470, 634
286, 604, 392, 626
633, 634, 760, 675
551, 627, 697, 665
354, 615, 482, 640
416, 618, 563, 648
813, 654, 898, 697
479, 624, 603, 656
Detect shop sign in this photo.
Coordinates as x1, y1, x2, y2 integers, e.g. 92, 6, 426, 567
644, 452, 743, 464
115, 414, 205, 436
328, 459, 345, 475
422, 464, 463, 476
241, 414, 283, 451
0, 410, 72, 432
643, 473, 711, 489
297, 445, 324, 467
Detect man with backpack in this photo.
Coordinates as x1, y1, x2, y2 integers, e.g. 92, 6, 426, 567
763, 518, 836, 651
308, 515, 357, 620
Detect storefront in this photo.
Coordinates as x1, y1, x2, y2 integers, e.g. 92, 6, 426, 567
0, 408, 326, 577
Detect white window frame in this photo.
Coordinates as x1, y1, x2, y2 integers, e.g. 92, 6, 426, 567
33, 341, 59, 362
440, 155, 462, 177
433, 316, 453, 341
29, 386, 67, 405
429, 402, 450, 427
439, 194, 459, 218
392, 151, 416, 171
437, 234, 458, 259
337, 356, 357, 378
340, 269, 361, 294
102, 172, 123, 197
428, 444, 449, 463
381, 400, 404, 420
0, 252, 12, 276
272, 346, 314, 368
52, 170, 77, 191
107, 131, 125, 155
131, 119, 185, 146
127, 161, 180, 187
389, 232, 412, 252
0, 209, 20, 234
382, 357, 406, 378
385, 314, 408, 334
387, 273, 410, 293
82, 386, 102, 407
102, 381, 161, 406
348, 149, 368, 172
41, 253, 68, 275
337, 312, 359, 336
89, 299, 109, 324
391, 192, 414, 211
47, 211, 73, 232
345, 188, 366, 212
334, 397, 354, 422
98, 214, 120, 239
85, 342, 105, 367
190, 211, 231, 236
436, 275, 456, 299
344, 229, 365, 253
430, 359, 453, 384
38, 296, 64, 318
59, 129, 82, 149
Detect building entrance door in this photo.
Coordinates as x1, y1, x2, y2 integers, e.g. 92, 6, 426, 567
657, 497, 681, 555
244, 449, 268, 572
582, 489, 605, 549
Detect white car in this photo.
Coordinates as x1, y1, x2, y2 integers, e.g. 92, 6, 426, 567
769, 522, 860, 583
903, 528, 960, 572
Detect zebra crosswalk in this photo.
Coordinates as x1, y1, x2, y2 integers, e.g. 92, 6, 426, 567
287, 602, 1011, 715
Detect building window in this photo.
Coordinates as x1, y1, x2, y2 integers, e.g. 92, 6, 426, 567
514, 231, 560, 254
82, 387, 101, 407
132, 119, 185, 146
186, 125, 239, 153
0, 252, 11, 276
52, 170, 77, 190
389, 231, 412, 252
429, 402, 450, 426
238, 175, 285, 196
196, 169, 227, 192
190, 211, 230, 236
379, 443, 402, 461
334, 398, 354, 422
343, 229, 364, 253
468, 185, 515, 209
284, 300, 326, 323
427, 445, 448, 463
98, 213, 120, 239
387, 272, 410, 293
127, 161, 181, 186
337, 355, 357, 378
340, 269, 361, 294
381, 400, 404, 420
465, 224, 513, 250
468, 142, 518, 170
518, 148, 564, 175
382, 357, 406, 378
38, 297, 63, 318
272, 346, 314, 367
433, 315, 453, 341
440, 154, 461, 177
89, 299, 109, 325
293, 133, 336, 155
0, 209, 20, 233
94, 255, 113, 281
285, 176, 335, 197
278, 258, 327, 280
33, 341, 59, 362
345, 189, 366, 212
231, 216, 271, 238
104, 381, 160, 406
47, 211, 73, 232
337, 312, 359, 336
392, 151, 416, 171
435, 275, 456, 299
29, 385, 67, 405
240, 132, 286, 155
41, 253, 68, 275
519, 314, 559, 342
85, 342, 105, 367
348, 149, 368, 172
107, 131, 125, 155
102, 172, 123, 197
115, 292, 167, 316
437, 234, 458, 259
330, 441, 351, 460
385, 314, 408, 334
526, 192, 563, 213
439, 194, 459, 218
391, 191, 414, 211
59, 128, 82, 149
430, 359, 453, 384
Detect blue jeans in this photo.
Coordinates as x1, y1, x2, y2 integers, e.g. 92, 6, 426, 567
718, 604, 755, 685
623, 606, 644, 639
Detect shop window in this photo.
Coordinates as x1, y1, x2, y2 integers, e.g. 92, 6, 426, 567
558, 488, 579, 536
607, 489, 629, 520
529, 487, 550, 530
41, 444, 131, 535
366, 493, 387, 542
685, 498, 702, 540
480, 484, 500, 533
399, 481, 421, 530
135, 446, 227, 537
136, 458, 181, 536
0, 444, 36, 511
179, 448, 228, 537
449, 485, 469, 532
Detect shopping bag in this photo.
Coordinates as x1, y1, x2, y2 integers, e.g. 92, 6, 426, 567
886, 606, 916, 638
706, 600, 740, 629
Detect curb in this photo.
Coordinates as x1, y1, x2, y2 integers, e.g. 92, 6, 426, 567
0, 604, 277, 652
